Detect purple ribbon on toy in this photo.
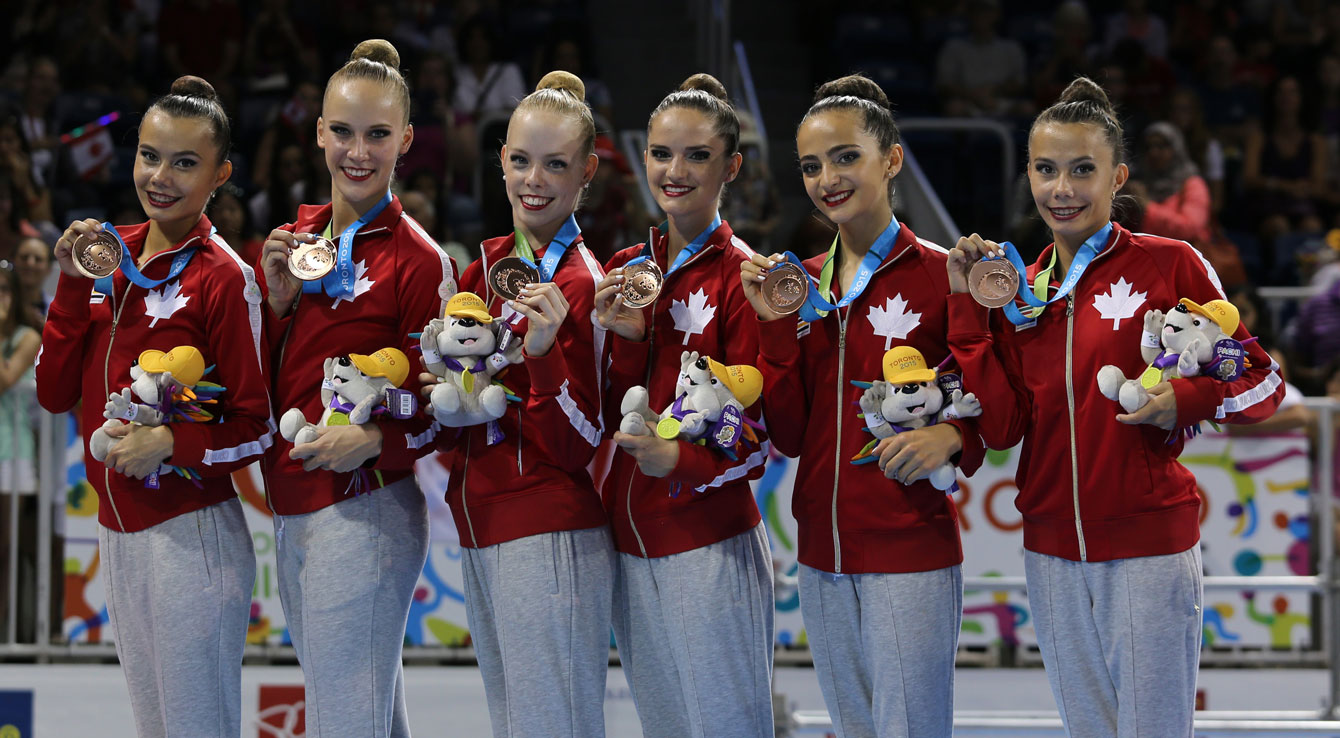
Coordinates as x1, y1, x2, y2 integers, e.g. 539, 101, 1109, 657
329, 396, 389, 417
444, 357, 489, 374
1152, 351, 1180, 370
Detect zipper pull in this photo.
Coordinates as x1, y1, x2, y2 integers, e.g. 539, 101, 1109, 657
838, 326, 847, 350
1066, 295, 1075, 317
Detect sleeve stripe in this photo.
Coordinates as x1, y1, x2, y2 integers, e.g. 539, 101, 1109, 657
694, 441, 770, 493
557, 379, 602, 447
729, 236, 756, 260
206, 234, 276, 465
1135, 232, 1227, 298
400, 214, 458, 307
406, 420, 442, 450
1215, 370, 1283, 420
576, 245, 608, 435
917, 237, 949, 254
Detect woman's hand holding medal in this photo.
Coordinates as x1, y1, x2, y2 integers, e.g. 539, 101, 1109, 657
54, 218, 115, 280
594, 267, 647, 341
260, 229, 314, 317
510, 282, 569, 358
948, 234, 1017, 308
741, 251, 806, 322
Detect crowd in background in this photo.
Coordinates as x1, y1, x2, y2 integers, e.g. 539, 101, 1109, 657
0, 0, 1339, 641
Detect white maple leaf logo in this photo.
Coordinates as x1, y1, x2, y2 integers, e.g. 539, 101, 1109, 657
331, 259, 376, 309
670, 288, 717, 344
1093, 277, 1147, 329
867, 294, 921, 350
144, 280, 190, 327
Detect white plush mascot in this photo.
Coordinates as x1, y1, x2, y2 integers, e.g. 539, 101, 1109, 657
854, 346, 981, 490
418, 292, 523, 427
1097, 298, 1247, 413
620, 351, 763, 451
279, 348, 417, 447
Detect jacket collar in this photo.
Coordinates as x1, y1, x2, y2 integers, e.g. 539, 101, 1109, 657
115, 214, 216, 264
645, 218, 736, 272
291, 196, 404, 238
1028, 221, 1126, 283
478, 229, 587, 265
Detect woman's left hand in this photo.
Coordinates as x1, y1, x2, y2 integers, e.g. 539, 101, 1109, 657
511, 282, 569, 357
104, 424, 174, 480
290, 424, 384, 473
875, 423, 963, 485
1116, 381, 1178, 430
613, 423, 680, 478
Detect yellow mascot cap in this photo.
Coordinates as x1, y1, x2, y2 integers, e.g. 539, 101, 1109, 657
350, 348, 411, 388
707, 358, 763, 408
1178, 298, 1240, 336
444, 292, 493, 323
882, 346, 937, 384
138, 346, 206, 387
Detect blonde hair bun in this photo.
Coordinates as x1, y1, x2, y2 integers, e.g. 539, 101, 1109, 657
351, 39, 401, 71
536, 70, 586, 102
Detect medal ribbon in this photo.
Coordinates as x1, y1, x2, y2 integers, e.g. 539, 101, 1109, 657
514, 214, 581, 283
93, 222, 201, 295
995, 222, 1114, 326
775, 217, 901, 323
303, 190, 392, 298
662, 212, 722, 277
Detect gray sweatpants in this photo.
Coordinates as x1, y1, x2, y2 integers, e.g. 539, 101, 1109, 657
799, 563, 962, 738
274, 477, 429, 738
463, 525, 616, 738
1025, 545, 1203, 738
612, 522, 775, 738
100, 497, 255, 738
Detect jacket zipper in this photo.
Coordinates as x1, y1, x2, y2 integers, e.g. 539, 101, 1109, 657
832, 316, 847, 573
1065, 294, 1086, 560
625, 254, 665, 558
102, 281, 134, 531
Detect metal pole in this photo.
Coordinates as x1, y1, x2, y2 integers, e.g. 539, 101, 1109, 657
1314, 398, 1337, 717
35, 409, 53, 656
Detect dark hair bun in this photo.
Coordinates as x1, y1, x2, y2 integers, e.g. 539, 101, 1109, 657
170, 75, 219, 101
1057, 77, 1114, 114
351, 39, 401, 71
814, 74, 889, 109
536, 70, 586, 102
680, 73, 728, 101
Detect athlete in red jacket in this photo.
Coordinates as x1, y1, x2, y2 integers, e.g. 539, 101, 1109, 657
947, 77, 1284, 738
742, 75, 984, 737
255, 41, 454, 738
39, 77, 268, 738
425, 71, 615, 738
595, 74, 773, 738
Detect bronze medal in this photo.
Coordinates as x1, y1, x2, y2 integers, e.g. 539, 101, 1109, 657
621, 260, 663, 309
487, 257, 540, 301
968, 259, 1020, 309
761, 262, 809, 315
288, 237, 337, 281
73, 230, 123, 279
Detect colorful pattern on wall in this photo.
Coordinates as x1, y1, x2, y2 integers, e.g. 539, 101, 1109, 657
60, 421, 1314, 650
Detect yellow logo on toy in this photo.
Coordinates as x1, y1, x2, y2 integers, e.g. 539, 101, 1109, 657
1139, 364, 1162, 389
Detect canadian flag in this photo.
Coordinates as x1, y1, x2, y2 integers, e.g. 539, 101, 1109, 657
67, 127, 115, 180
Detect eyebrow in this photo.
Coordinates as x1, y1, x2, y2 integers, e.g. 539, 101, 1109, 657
139, 143, 201, 158
1033, 155, 1096, 165
508, 147, 571, 159
800, 143, 860, 161
326, 120, 394, 129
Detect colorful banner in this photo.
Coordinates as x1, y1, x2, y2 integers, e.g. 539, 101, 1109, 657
60, 419, 1315, 650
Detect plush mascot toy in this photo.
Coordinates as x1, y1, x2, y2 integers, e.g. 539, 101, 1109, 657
1097, 298, 1252, 414
418, 292, 523, 435
90, 346, 224, 487
852, 346, 981, 491
278, 348, 419, 447
620, 351, 763, 457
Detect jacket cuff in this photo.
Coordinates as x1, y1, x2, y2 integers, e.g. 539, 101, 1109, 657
942, 418, 983, 475
947, 292, 991, 339
51, 273, 94, 319
1172, 377, 1222, 428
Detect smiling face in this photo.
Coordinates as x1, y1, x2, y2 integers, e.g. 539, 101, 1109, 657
15, 237, 50, 294
133, 109, 232, 236
645, 106, 740, 221
796, 109, 901, 227
501, 109, 596, 238
317, 77, 413, 214
1028, 121, 1127, 246
439, 315, 497, 358
880, 380, 946, 426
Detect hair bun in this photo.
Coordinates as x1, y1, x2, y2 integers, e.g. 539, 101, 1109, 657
814, 74, 889, 109
351, 39, 401, 71
170, 75, 219, 101
680, 73, 728, 101
536, 70, 585, 102
1057, 77, 1114, 114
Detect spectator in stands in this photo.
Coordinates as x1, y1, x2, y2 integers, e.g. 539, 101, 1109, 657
249, 141, 315, 236
538, 33, 613, 126
14, 236, 50, 327
249, 80, 320, 192
934, 0, 1029, 118
1170, 0, 1240, 71
1109, 38, 1177, 120
1293, 273, 1340, 392
0, 116, 56, 244
209, 183, 261, 267
16, 57, 63, 194
0, 261, 45, 644
1128, 121, 1214, 254
575, 134, 635, 263
0, 171, 43, 263
1103, 0, 1170, 59
722, 120, 782, 252
240, 0, 318, 95
398, 53, 460, 191
56, 0, 136, 95
1243, 75, 1327, 249
1033, 1, 1100, 111
1196, 35, 1261, 155
452, 16, 526, 124
157, 0, 242, 102
1168, 87, 1228, 213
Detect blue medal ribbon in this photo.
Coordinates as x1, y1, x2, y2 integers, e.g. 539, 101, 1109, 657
93, 222, 202, 295
303, 190, 393, 298
514, 214, 581, 283
995, 222, 1114, 326
776, 217, 901, 323
662, 212, 722, 277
